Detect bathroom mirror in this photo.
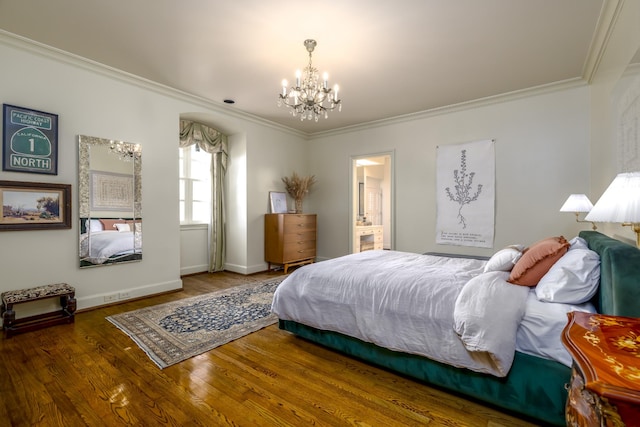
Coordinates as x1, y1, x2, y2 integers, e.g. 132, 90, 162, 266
78, 135, 142, 267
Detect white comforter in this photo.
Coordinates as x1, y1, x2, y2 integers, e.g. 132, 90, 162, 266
80, 230, 141, 264
272, 250, 530, 377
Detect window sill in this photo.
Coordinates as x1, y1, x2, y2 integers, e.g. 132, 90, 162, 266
180, 223, 208, 231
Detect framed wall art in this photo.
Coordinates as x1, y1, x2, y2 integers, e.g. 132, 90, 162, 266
269, 191, 288, 213
90, 171, 134, 211
0, 181, 71, 231
2, 104, 59, 175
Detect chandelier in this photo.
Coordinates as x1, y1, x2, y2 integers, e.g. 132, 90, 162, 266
277, 39, 341, 122
110, 140, 141, 162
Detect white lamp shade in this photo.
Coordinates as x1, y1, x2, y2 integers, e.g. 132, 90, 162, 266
585, 172, 640, 223
559, 194, 593, 213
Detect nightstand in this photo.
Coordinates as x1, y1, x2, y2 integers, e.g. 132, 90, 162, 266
562, 311, 640, 426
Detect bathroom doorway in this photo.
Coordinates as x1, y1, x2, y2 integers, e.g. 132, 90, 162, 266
350, 152, 394, 253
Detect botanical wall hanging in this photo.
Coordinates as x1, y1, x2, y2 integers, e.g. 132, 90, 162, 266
436, 139, 495, 248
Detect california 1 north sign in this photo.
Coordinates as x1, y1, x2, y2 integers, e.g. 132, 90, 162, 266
3, 104, 58, 175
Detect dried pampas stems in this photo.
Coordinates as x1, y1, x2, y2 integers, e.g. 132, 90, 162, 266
282, 172, 316, 213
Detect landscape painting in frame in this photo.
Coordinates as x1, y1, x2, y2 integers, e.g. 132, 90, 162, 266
0, 181, 71, 230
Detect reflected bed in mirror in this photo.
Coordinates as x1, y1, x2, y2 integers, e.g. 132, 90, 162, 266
78, 135, 142, 268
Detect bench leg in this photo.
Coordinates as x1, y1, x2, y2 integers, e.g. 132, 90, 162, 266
61, 294, 76, 321
3, 303, 15, 335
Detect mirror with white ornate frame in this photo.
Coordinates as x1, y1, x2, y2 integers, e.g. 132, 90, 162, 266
78, 135, 142, 267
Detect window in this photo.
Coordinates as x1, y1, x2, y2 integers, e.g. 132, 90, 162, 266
179, 145, 211, 225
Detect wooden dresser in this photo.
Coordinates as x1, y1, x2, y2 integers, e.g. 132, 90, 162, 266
562, 311, 640, 427
264, 214, 316, 273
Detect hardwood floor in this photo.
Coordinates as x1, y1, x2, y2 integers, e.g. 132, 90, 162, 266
0, 271, 540, 426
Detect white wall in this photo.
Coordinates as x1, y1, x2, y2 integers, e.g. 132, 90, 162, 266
244, 124, 309, 274
179, 224, 209, 275
308, 85, 592, 259
0, 34, 306, 309
0, 38, 181, 309
588, 0, 640, 244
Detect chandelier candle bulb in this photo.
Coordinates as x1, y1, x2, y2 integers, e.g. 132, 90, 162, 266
323, 72, 328, 89
282, 80, 287, 96
296, 70, 301, 87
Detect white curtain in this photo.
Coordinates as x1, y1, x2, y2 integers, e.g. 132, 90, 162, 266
179, 120, 228, 272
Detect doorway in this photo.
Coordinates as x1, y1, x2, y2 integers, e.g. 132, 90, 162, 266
350, 152, 394, 253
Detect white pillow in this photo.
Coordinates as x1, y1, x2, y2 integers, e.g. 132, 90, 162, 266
88, 219, 103, 232
569, 236, 588, 250
535, 248, 600, 304
516, 289, 596, 367
483, 245, 524, 272
114, 223, 131, 232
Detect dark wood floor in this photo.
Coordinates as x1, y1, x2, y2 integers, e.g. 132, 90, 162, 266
0, 270, 539, 426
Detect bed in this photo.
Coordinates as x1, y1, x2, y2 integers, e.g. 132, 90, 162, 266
271, 231, 640, 426
79, 217, 142, 266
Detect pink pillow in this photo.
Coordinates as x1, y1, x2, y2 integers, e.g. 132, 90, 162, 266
99, 219, 125, 231
508, 236, 570, 287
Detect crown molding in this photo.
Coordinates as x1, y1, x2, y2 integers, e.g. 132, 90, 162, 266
582, 0, 626, 84
309, 77, 588, 140
0, 30, 307, 139
0, 27, 602, 142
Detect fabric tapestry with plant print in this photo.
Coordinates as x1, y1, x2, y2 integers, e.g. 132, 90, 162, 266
436, 139, 495, 248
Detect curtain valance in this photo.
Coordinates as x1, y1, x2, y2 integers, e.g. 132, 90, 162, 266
179, 120, 228, 169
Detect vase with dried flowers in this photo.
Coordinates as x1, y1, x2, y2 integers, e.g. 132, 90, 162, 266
282, 172, 316, 213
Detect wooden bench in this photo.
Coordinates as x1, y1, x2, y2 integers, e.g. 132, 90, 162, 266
1, 283, 76, 338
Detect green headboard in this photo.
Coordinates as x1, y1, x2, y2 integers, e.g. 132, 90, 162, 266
580, 230, 640, 317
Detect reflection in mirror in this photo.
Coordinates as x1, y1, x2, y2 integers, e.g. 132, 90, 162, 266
78, 135, 142, 267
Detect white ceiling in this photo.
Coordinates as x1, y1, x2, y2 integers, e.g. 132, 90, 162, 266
0, 0, 609, 134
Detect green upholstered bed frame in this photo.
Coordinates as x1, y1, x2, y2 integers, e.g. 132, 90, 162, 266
278, 231, 640, 426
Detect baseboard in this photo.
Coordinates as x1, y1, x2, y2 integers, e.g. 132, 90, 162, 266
224, 262, 268, 275
225, 259, 327, 275
180, 264, 208, 276
76, 279, 183, 310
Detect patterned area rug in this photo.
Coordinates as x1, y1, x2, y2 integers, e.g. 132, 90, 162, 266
106, 278, 283, 369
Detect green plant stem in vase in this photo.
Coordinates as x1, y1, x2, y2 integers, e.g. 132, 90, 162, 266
282, 172, 316, 214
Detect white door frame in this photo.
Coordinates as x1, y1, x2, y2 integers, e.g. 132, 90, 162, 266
349, 150, 395, 253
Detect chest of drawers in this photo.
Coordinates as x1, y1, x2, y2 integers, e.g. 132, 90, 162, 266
265, 214, 316, 273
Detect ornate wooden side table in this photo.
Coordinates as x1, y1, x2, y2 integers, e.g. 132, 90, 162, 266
562, 311, 640, 426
